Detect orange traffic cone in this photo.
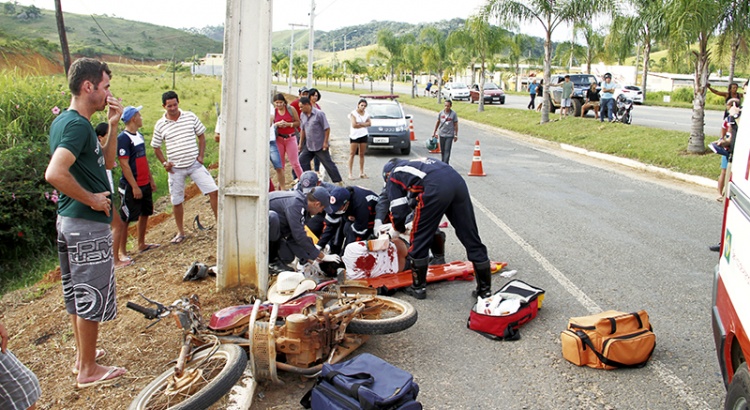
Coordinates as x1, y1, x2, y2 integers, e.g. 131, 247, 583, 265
468, 140, 486, 177
409, 118, 417, 141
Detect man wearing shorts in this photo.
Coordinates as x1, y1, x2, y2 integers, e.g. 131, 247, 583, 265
117, 105, 159, 254
45, 57, 127, 388
151, 91, 219, 244
561, 75, 573, 119
0, 322, 41, 409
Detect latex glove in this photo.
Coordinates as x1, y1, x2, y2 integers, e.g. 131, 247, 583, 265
373, 219, 383, 233
321, 253, 341, 263
404, 221, 413, 234
378, 223, 392, 236
315, 244, 322, 251
388, 227, 400, 240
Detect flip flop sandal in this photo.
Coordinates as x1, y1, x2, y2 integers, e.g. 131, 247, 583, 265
76, 366, 127, 389
139, 243, 160, 253
170, 234, 186, 244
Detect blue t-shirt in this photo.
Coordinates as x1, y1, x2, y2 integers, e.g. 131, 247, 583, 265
529, 83, 538, 94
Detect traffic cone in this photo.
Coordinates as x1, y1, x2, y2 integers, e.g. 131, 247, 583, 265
409, 118, 417, 141
468, 140, 486, 177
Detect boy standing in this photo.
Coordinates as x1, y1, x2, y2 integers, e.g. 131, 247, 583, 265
561, 75, 573, 119
117, 105, 159, 254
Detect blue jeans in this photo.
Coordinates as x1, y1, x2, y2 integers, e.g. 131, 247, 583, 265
600, 98, 615, 122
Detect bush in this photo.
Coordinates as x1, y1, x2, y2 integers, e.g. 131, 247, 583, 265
0, 72, 68, 281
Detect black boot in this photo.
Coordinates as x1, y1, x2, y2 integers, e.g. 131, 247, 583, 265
428, 231, 446, 266
403, 257, 428, 300
471, 260, 492, 298
268, 241, 293, 275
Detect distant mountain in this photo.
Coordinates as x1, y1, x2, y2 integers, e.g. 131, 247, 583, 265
0, 2, 221, 61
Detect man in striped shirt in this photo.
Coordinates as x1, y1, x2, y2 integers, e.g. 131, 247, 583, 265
151, 91, 218, 244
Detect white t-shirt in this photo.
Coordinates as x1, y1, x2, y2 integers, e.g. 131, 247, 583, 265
342, 240, 399, 279
348, 110, 370, 140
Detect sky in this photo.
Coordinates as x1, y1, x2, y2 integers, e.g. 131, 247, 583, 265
15, 0, 492, 32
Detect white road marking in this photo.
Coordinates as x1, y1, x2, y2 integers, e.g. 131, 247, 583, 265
471, 195, 712, 410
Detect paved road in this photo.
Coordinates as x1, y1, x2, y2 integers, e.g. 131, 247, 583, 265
253, 91, 727, 409
358, 80, 725, 136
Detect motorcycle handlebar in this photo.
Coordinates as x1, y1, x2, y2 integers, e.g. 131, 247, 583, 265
126, 301, 159, 319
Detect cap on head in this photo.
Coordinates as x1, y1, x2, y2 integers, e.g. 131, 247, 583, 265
297, 171, 319, 194
329, 187, 351, 214
298, 86, 309, 95
122, 105, 143, 123
311, 187, 334, 214
604, 73, 612, 79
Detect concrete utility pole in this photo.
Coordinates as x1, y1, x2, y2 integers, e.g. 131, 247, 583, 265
288, 23, 308, 94
217, 0, 272, 295
307, 0, 315, 87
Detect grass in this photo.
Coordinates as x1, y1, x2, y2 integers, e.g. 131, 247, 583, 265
297, 80, 721, 180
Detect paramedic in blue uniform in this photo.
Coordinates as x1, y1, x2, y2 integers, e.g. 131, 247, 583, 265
268, 186, 340, 273
318, 186, 379, 255
382, 157, 492, 299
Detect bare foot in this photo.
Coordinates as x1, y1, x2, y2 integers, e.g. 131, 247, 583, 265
114, 259, 134, 268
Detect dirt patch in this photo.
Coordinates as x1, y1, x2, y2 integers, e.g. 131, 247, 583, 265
0, 51, 63, 76
1, 144, 350, 409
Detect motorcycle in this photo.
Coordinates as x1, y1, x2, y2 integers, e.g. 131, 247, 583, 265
126, 277, 417, 410
613, 94, 633, 124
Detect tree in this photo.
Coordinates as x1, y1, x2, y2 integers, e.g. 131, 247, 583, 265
505, 34, 535, 92
715, 0, 750, 84
402, 38, 424, 98
343, 57, 367, 91
487, 0, 614, 123
666, 0, 729, 153
3, 2, 16, 15
421, 27, 450, 103
449, 14, 509, 112
576, 23, 606, 74
609, 0, 668, 102
367, 29, 406, 96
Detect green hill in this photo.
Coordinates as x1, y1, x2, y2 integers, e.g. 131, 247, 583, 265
0, 2, 221, 61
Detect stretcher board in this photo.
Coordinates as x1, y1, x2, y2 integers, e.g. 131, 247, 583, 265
365, 260, 508, 291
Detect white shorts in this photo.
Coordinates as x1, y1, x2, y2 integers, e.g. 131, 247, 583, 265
342, 240, 399, 280
562, 98, 572, 108
168, 160, 218, 205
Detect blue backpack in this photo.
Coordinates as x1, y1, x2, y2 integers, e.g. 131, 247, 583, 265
302, 353, 422, 410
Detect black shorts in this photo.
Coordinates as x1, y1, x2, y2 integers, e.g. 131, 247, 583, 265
350, 135, 368, 144
119, 182, 154, 222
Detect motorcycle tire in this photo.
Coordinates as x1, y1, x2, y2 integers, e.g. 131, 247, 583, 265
623, 113, 632, 125
128, 344, 247, 410
343, 295, 418, 335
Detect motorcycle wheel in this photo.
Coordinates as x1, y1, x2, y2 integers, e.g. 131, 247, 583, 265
342, 295, 417, 335
128, 344, 247, 410
623, 113, 632, 124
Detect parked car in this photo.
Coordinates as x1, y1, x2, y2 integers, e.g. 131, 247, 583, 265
547, 73, 599, 117
365, 97, 411, 155
469, 83, 506, 104
615, 85, 644, 104
441, 82, 470, 101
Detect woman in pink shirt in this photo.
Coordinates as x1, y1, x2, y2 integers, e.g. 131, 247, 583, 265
272, 94, 303, 189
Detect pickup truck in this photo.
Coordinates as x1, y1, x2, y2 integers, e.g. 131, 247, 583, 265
547, 73, 599, 117
712, 112, 750, 408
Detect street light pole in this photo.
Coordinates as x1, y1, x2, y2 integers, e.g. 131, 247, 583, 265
342, 29, 357, 74
306, 0, 315, 88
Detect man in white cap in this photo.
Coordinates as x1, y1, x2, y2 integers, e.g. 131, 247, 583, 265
115, 105, 159, 260
268, 186, 341, 274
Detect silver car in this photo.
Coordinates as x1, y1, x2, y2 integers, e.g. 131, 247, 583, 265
441, 82, 470, 101
366, 98, 412, 155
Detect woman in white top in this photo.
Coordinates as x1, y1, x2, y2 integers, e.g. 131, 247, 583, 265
348, 99, 371, 179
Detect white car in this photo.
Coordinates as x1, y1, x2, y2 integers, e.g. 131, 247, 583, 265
441, 82, 470, 101
615, 85, 644, 104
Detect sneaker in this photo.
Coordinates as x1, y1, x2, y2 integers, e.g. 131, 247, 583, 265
709, 243, 721, 252
403, 286, 426, 300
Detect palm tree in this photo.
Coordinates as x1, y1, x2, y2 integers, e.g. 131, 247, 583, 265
367, 29, 406, 96
402, 39, 424, 98
716, 0, 750, 84
421, 27, 450, 103
506, 34, 534, 92
365, 60, 386, 92
666, 0, 730, 153
449, 14, 509, 112
576, 23, 606, 74
344, 58, 367, 91
486, 0, 614, 123
609, 0, 668, 102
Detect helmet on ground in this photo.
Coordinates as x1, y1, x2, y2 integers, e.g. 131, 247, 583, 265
425, 137, 438, 151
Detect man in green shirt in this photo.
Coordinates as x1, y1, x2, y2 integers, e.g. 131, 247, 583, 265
45, 57, 127, 389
